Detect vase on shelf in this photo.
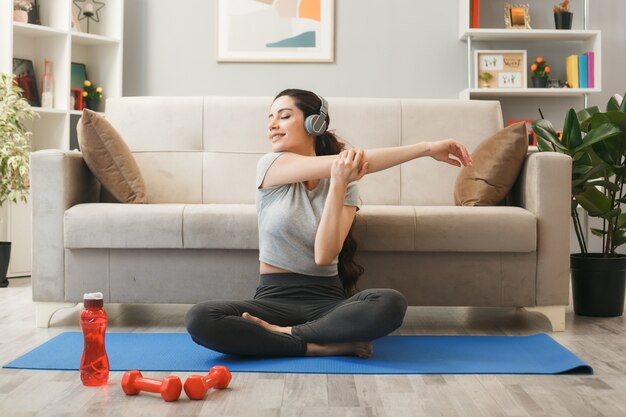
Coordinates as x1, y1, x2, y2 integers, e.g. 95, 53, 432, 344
554, 12, 573, 30
85, 99, 100, 112
13, 10, 28, 23
531, 76, 548, 88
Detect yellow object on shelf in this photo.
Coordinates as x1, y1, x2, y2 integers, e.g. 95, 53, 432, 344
566, 55, 579, 89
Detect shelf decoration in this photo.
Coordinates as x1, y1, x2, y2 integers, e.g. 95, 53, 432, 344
554, 0, 573, 30
12, 58, 39, 107
504, 3, 531, 29
475, 50, 527, 89
530, 57, 550, 88
73, 0, 105, 33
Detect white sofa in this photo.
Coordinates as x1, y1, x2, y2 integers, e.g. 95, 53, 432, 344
30, 96, 572, 330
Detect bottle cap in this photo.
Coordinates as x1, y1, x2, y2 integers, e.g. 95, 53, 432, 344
83, 292, 104, 308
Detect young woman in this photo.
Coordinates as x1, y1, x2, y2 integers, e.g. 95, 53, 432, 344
185, 89, 473, 358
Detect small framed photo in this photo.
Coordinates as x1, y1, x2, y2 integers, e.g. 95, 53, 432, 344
70, 88, 84, 110
71, 62, 87, 90
71, 8, 82, 32
507, 119, 537, 146
504, 3, 531, 29
475, 50, 527, 89
12, 58, 40, 107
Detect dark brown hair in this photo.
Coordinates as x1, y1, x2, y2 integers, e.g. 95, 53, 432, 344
273, 88, 364, 296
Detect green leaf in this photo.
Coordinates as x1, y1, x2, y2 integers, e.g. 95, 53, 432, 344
590, 227, 606, 237
575, 186, 611, 214
575, 123, 623, 154
613, 230, 626, 249
562, 109, 583, 149
532, 119, 568, 152
586, 180, 621, 192
578, 106, 600, 132
617, 213, 626, 228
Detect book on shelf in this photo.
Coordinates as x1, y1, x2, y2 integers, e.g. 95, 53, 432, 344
584, 51, 595, 88
566, 54, 579, 89
566, 52, 595, 90
578, 54, 588, 89
470, 0, 480, 28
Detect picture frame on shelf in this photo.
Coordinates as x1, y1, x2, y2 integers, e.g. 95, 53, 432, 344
12, 58, 40, 107
71, 8, 82, 32
71, 62, 87, 90
70, 88, 84, 110
216, 0, 334, 62
507, 119, 537, 146
475, 50, 527, 89
504, 3, 531, 29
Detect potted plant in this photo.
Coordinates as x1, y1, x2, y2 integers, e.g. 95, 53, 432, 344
554, 0, 573, 30
82, 80, 103, 112
13, 0, 32, 23
530, 57, 550, 88
0, 73, 38, 287
532, 93, 626, 316
479, 72, 494, 88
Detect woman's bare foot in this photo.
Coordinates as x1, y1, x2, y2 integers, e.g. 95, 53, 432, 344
242, 312, 292, 335
306, 342, 374, 359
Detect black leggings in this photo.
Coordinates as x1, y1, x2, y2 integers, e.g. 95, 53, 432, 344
185, 273, 408, 357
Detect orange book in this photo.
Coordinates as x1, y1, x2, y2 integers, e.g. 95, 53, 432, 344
470, 0, 480, 28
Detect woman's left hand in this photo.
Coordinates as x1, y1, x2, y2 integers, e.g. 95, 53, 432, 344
427, 139, 473, 168
331, 149, 369, 186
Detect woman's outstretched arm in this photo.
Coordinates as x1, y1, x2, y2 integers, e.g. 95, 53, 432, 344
260, 140, 472, 189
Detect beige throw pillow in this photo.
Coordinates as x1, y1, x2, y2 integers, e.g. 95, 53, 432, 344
454, 122, 528, 206
77, 109, 147, 203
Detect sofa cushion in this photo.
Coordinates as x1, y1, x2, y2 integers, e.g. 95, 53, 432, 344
65, 204, 185, 248
354, 205, 536, 252
183, 204, 258, 249
64, 203, 259, 250
77, 109, 147, 204
453, 122, 528, 206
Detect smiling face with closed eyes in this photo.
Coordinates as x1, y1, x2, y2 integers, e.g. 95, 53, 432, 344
267, 95, 316, 156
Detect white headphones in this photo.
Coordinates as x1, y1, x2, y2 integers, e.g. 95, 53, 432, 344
304, 95, 328, 136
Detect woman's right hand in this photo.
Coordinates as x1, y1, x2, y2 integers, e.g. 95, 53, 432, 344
427, 139, 473, 168
331, 149, 369, 186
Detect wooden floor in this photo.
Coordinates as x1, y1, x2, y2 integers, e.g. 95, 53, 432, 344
1, 276, 625, 417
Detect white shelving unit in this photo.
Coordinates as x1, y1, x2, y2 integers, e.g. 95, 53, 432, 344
458, 0, 601, 101
0, 0, 124, 277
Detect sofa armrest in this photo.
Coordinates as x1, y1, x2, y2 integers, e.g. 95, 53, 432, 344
31, 150, 101, 302
509, 152, 572, 306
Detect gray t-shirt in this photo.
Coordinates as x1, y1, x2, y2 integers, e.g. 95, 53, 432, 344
256, 152, 360, 276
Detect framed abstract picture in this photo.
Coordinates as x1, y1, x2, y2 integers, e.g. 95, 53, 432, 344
216, 0, 334, 62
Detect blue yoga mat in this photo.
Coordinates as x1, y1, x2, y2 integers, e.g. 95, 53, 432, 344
3, 332, 592, 375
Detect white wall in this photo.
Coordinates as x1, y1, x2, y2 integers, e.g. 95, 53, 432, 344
122, 0, 467, 99
123, 0, 625, 117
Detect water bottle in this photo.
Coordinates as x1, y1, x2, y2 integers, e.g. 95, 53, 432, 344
40, 59, 54, 108
80, 292, 109, 386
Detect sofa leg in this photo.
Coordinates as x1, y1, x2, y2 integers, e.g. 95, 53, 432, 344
522, 306, 566, 332
36, 302, 79, 328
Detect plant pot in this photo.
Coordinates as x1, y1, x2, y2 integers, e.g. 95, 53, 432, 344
0, 242, 11, 288
13, 10, 28, 23
554, 12, 573, 30
531, 76, 548, 88
85, 98, 100, 112
570, 253, 626, 317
